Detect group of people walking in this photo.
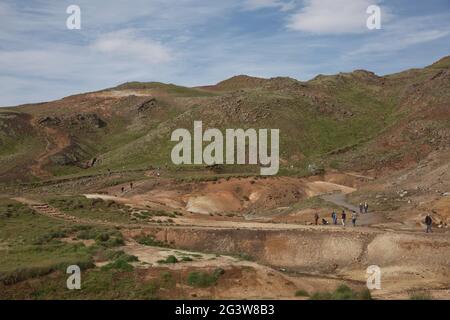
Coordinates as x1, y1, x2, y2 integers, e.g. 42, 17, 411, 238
313, 203, 435, 233
359, 202, 369, 214
314, 201, 370, 227
331, 210, 358, 227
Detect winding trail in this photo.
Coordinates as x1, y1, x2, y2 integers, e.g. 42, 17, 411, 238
28, 117, 71, 178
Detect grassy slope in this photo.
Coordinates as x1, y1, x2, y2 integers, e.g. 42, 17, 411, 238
0, 57, 448, 181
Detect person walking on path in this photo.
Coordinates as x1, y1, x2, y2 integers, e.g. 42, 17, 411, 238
341, 210, 346, 227
314, 212, 319, 225
364, 202, 369, 213
331, 211, 337, 225
359, 203, 363, 214
351, 210, 357, 227
425, 214, 433, 233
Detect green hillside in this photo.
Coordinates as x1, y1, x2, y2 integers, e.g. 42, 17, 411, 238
1, 56, 449, 182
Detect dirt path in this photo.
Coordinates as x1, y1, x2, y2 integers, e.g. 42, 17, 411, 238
12, 197, 126, 227
321, 192, 379, 226
28, 117, 71, 178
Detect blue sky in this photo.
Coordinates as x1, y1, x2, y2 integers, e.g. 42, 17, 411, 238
0, 0, 449, 106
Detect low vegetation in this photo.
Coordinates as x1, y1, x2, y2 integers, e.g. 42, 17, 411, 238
0, 199, 95, 285
134, 234, 170, 248
295, 289, 309, 297
187, 268, 225, 288
48, 196, 133, 223
157, 255, 178, 264
409, 292, 433, 300
309, 285, 372, 300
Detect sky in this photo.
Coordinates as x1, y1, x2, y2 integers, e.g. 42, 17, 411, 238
0, 0, 449, 106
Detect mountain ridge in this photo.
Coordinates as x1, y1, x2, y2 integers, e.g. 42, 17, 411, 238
0, 55, 449, 182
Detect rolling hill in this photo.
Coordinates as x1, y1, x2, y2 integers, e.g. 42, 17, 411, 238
0, 55, 449, 182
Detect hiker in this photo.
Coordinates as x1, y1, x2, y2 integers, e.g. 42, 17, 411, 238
351, 210, 357, 227
121, 186, 124, 193
107, 168, 111, 176
322, 218, 329, 225
331, 211, 337, 225
425, 214, 433, 233
364, 202, 369, 213
359, 203, 363, 214
130, 182, 133, 189
314, 212, 319, 225
341, 210, 346, 227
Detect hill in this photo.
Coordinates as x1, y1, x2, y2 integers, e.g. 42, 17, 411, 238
0, 56, 449, 182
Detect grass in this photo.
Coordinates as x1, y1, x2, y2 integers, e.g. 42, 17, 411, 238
1, 61, 445, 183
104, 249, 138, 262
157, 255, 178, 264
187, 268, 225, 288
0, 199, 97, 284
0, 268, 162, 299
409, 292, 433, 300
295, 289, 309, 297
134, 235, 170, 247
0, 199, 131, 287
75, 226, 125, 248
180, 256, 193, 262
309, 284, 372, 300
134, 210, 178, 220
291, 195, 340, 211
101, 259, 134, 272
48, 196, 133, 224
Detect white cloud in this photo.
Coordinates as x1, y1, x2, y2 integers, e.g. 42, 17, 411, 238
91, 30, 172, 64
287, 0, 389, 34
0, 0, 449, 107
348, 14, 450, 56
243, 0, 295, 12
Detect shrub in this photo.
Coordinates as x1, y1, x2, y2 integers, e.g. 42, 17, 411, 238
409, 292, 432, 300
309, 284, 372, 300
135, 235, 168, 247
138, 282, 159, 300
76, 229, 98, 240
96, 233, 110, 242
33, 229, 69, 245
105, 250, 138, 262
157, 255, 178, 264
187, 268, 224, 288
295, 290, 309, 297
358, 288, 372, 300
181, 256, 193, 262
101, 258, 134, 272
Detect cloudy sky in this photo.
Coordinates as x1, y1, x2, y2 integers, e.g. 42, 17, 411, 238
1, 0, 449, 106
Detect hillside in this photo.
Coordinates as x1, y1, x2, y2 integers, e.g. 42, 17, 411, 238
0, 56, 449, 182
1, 56, 450, 300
